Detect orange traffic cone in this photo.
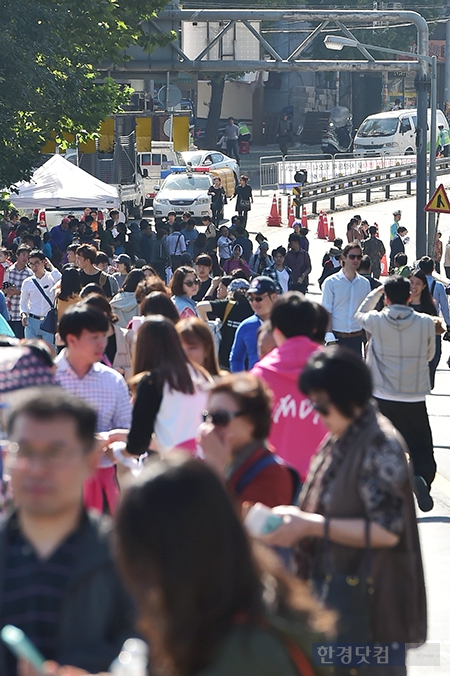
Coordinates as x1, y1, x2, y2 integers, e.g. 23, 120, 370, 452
323, 211, 329, 239
374, 222, 379, 237
317, 211, 326, 239
288, 206, 295, 228
328, 216, 336, 242
380, 254, 389, 276
301, 205, 308, 228
267, 193, 282, 227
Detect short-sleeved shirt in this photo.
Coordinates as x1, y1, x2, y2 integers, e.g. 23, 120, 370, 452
2, 264, 32, 321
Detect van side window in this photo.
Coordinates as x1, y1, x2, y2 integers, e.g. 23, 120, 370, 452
400, 118, 411, 133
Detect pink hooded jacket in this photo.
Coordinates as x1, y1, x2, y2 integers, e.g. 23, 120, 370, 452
251, 335, 327, 481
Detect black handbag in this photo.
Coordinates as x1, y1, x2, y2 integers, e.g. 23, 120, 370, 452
313, 519, 373, 645
31, 278, 57, 334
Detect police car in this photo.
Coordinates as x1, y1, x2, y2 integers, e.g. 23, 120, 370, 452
153, 166, 234, 221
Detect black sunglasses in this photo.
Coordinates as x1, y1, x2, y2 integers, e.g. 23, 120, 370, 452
202, 409, 245, 427
247, 294, 267, 303
347, 254, 363, 260
184, 278, 200, 287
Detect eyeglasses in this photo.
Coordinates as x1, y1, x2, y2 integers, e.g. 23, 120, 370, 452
202, 409, 245, 427
6, 442, 81, 469
247, 294, 267, 303
184, 278, 200, 287
311, 401, 330, 416
347, 254, 363, 260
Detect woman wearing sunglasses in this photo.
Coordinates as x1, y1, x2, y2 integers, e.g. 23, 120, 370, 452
126, 315, 211, 456
170, 266, 200, 319
262, 348, 426, 671
198, 372, 296, 507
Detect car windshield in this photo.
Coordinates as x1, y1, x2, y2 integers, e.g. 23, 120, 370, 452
163, 174, 210, 190
185, 154, 203, 166
357, 118, 399, 138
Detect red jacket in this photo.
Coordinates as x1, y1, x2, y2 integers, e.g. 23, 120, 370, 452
226, 444, 294, 508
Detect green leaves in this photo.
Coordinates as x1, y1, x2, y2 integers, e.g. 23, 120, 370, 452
0, 0, 170, 189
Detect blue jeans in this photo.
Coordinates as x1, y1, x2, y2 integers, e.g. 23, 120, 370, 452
25, 315, 54, 345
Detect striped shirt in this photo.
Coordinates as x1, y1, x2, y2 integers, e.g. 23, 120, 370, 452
1, 513, 84, 674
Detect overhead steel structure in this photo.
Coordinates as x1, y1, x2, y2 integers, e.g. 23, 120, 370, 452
107, 8, 430, 255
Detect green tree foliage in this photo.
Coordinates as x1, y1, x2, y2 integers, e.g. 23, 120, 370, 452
0, 0, 173, 189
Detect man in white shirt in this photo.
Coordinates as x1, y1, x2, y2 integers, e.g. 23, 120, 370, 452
20, 249, 61, 344
55, 302, 132, 515
321, 242, 371, 355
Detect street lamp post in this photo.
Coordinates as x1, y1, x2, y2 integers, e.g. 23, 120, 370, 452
324, 35, 436, 258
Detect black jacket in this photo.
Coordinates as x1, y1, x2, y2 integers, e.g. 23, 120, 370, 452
0, 511, 136, 674
389, 233, 405, 267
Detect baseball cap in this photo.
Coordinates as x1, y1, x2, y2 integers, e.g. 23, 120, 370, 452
259, 241, 269, 250
393, 209, 402, 216
116, 254, 132, 265
228, 279, 250, 293
247, 276, 278, 295
62, 218, 70, 224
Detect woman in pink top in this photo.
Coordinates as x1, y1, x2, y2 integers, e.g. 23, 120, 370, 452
252, 293, 328, 481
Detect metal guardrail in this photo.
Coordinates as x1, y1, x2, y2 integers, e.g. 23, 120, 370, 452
291, 156, 450, 213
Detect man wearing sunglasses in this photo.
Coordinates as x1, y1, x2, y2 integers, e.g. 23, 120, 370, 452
230, 276, 278, 372
321, 242, 371, 355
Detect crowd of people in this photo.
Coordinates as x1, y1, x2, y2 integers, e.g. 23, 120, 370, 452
0, 198, 446, 676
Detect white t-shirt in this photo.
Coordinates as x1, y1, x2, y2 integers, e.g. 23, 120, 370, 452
277, 268, 290, 293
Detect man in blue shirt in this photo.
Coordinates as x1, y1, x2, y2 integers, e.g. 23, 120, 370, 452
230, 276, 278, 372
182, 218, 199, 258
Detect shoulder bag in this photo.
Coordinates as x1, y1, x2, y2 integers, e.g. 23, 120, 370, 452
32, 278, 57, 334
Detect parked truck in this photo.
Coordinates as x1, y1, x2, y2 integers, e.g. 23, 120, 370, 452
79, 126, 145, 219
138, 141, 185, 207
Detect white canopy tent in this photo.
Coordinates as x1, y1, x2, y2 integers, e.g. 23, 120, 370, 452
10, 155, 120, 209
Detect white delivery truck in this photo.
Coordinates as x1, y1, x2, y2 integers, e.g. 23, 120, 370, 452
353, 108, 449, 157
139, 142, 185, 207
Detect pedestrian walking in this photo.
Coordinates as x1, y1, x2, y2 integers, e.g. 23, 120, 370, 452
2, 245, 32, 338
390, 209, 402, 240
170, 266, 200, 319
276, 112, 293, 157
19, 250, 61, 344
230, 276, 278, 372
207, 176, 227, 227
264, 347, 426, 673
409, 269, 444, 390
284, 233, 311, 294
321, 242, 370, 355
1, 389, 135, 674
224, 116, 240, 164
434, 231, 443, 274
355, 275, 436, 511
362, 225, 386, 279
251, 293, 328, 482
126, 315, 210, 455
56, 303, 132, 514
234, 175, 253, 227
199, 373, 295, 505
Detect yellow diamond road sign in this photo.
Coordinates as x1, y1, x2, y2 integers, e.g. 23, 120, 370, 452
425, 184, 450, 214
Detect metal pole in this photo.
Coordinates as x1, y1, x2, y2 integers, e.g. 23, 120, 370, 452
166, 71, 170, 111
428, 55, 437, 257
415, 16, 430, 259
445, 19, 450, 117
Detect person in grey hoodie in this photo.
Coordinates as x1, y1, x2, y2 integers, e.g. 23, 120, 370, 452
355, 275, 436, 512
110, 269, 145, 328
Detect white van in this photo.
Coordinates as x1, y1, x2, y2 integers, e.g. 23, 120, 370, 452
353, 108, 449, 157
139, 142, 184, 207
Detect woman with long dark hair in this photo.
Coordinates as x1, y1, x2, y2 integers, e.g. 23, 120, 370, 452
115, 456, 333, 676
55, 266, 82, 320
234, 174, 253, 227
126, 316, 210, 455
409, 268, 442, 389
